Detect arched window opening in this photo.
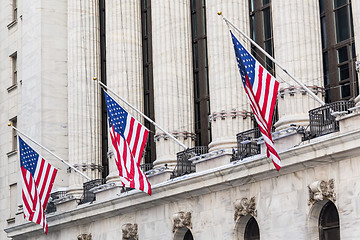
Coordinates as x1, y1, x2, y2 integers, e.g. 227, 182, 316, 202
244, 216, 260, 240
184, 229, 194, 240
319, 201, 340, 240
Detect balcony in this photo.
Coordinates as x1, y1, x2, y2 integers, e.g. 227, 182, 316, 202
308, 100, 354, 138
171, 146, 209, 179
45, 190, 66, 214
78, 179, 106, 205
233, 128, 261, 161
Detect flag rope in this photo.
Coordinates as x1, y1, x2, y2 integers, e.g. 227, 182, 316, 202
217, 11, 326, 106
9, 124, 92, 181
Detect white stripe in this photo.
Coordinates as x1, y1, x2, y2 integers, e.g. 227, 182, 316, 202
133, 127, 146, 163
40, 167, 55, 204
123, 115, 131, 140
258, 67, 267, 111
264, 77, 276, 123
252, 63, 260, 94
126, 117, 136, 151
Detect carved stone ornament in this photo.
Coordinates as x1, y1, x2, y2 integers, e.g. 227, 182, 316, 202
122, 223, 138, 240
77, 234, 92, 240
308, 179, 336, 206
173, 211, 192, 233
234, 197, 257, 221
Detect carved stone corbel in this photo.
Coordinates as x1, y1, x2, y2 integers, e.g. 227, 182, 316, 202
77, 234, 92, 240
234, 197, 257, 221
122, 223, 138, 240
308, 179, 336, 206
173, 211, 192, 233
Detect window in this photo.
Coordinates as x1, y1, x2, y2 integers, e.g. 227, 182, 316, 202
244, 216, 260, 240
141, 0, 156, 164
10, 52, 17, 85
12, 0, 18, 21
184, 229, 194, 240
9, 183, 17, 220
10, 117, 17, 151
249, 0, 274, 75
190, 0, 211, 147
319, 201, 340, 240
319, 0, 358, 102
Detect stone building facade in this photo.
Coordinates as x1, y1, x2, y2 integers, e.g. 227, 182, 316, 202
1, 0, 360, 239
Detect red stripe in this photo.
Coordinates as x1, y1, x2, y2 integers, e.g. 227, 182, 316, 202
137, 129, 149, 167
131, 123, 142, 160
262, 73, 272, 119
245, 75, 281, 171
38, 161, 51, 201
267, 80, 279, 130
35, 158, 45, 186
126, 117, 135, 143
255, 65, 264, 102
42, 168, 57, 210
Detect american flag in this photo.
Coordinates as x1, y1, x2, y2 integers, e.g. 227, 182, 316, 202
230, 31, 281, 171
19, 136, 58, 234
104, 91, 152, 195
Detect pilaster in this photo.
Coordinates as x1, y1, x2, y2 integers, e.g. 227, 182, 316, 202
105, 0, 144, 183
206, 0, 252, 152
351, 1, 360, 106
68, 0, 102, 197
272, 0, 324, 130
151, 0, 195, 168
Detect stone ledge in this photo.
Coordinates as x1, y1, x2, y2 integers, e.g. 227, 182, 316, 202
5, 128, 360, 239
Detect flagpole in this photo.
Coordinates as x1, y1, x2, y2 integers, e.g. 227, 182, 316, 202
9, 124, 92, 181
218, 11, 326, 106
95, 78, 189, 150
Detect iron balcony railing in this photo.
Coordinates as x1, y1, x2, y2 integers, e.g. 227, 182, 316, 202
308, 100, 354, 138
171, 146, 209, 179
78, 178, 106, 205
140, 162, 154, 173
233, 127, 261, 161
45, 190, 67, 214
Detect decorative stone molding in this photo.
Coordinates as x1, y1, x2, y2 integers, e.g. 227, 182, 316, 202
173, 211, 192, 233
308, 179, 336, 206
209, 109, 252, 122
77, 234, 92, 240
279, 86, 325, 98
122, 223, 138, 240
67, 163, 104, 173
154, 132, 196, 141
234, 197, 257, 221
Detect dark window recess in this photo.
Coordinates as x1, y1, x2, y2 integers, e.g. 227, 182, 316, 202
78, 179, 106, 205
99, 0, 108, 178
190, 0, 211, 147
10, 117, 17, 151
320, 0, 358, 103
244, 217, 260, 240
141, 0, 156, 165
184, 229, 194, 240
249, 0, 275, 75
319, 201, 340, 240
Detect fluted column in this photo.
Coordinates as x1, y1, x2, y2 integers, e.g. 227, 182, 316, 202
106, 1, 144, 183
206, 1, 253, 152
351, 1, 360, 106
272, 0, 324, 130
151, 0, 195, 168
68, 0, 102, 197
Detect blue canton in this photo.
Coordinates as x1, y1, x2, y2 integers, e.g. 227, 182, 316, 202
104, 91, 128, 136
231, 31, 256, 87
19, 136, 39, 176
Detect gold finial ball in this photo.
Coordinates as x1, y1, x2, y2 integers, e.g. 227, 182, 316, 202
217, 11, 222, 16
8, 123, 11, 126
93, 77, 97, 80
